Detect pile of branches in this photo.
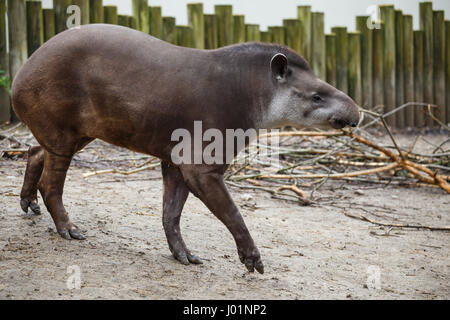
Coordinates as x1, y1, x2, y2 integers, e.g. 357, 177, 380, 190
225, 103, 449, 206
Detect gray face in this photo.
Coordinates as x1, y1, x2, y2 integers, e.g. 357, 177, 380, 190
265, 53, 360, 130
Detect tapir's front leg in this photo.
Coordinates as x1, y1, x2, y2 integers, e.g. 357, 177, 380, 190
161, 161, 203, 265
180, 166, 264, 274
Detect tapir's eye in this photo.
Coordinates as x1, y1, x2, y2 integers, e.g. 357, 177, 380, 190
312, 94, 324, 103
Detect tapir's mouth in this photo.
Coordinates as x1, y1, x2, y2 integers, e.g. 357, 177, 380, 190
329, 118, 349, 129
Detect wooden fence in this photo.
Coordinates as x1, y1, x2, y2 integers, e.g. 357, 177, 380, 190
0, 0, 449, 129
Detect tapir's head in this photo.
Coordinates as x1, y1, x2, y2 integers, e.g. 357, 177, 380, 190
266, 52, 360, 129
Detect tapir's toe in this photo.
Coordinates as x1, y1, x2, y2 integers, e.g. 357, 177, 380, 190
187, 253, 203, 265
20, 199, 41, 215
57, 224, 86, 240
172, 247, 203, 265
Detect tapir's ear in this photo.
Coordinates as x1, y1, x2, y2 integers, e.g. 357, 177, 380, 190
270, 53, 288, 83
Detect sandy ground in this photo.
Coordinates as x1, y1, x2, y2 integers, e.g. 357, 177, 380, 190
0, 134, 449, 300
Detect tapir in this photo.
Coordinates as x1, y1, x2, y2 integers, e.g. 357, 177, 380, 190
12, 24, 359, 274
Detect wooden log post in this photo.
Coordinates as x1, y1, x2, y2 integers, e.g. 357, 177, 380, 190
103, 5, 118, 25
118, 15, 129, 27
446, 21, 450, 125
26, 0, 44, 57
283, 19, 301, 54
176, 25, 193, 48
395, 10, 405, 129
297, 5, 311, 62
356, 16, 373, 111
149, 6, 162, 38
132, 0, 149, 33
245, 24, 260, 42
419, 2, 434, 127
348, 32, 362, 106
8, 0, 27, 121
325, 33, 336, 87
413, 30, 425, 128
128, 16, 137, 29
372, 22, 384, 112
54, 0, 71, 34
89, 0, 103, 23
311, 12, 325, 80
233, 15, 245, 43
215, 5, 233, 47
43, 9, 56, 42
72, 0, 90, 25
268, 26, 284, 45
260, 31, 271, 43
162, 17, 176, 44
331, 26, 348, 94
204, 14, 218, 49
380, 5, 396, 127
403, 15, 414, 128
188, 3, 204, 49
0, 0, 9, 123
433, 10, 445, 127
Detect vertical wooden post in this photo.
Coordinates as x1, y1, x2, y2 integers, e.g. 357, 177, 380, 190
395, 10, 405, 128
204, 14, 218, 49
149, 6, 162, 38
297, 5, 311, 62
325, 33, 336, 87
89, 0, 103, 23
162, 17, 176, 44
356, 16, 373, 110
446, 21, 450, 124
372, 22, 384, 111
348, 32, 362, 106
283, 19, 301, 54
233, 15, 245, 43
128, 16, 137, 29
260, 31, 270, 43
331, 26, 348, 94
0, 0, 9, 123
268, 26, 284, 45
433, 10, 445, 127
188, 3, 204, 49
43, 9, 56, 42
8, 0, 27, 79
245, 24, 260, 42
176, 25, 193, 48
54, 0, 71, 34
103, 5, 118, 25
380, 5, 396, 127
215, 5, 233, 47
311, 12, 325, 80
26, 0, 44, 57
419, 2, 434, 127
72, 0, 89, 25
118, 15, 129, 27
132, 0, 149, 33
413, 31, 425, 128
403, 15, 414, 128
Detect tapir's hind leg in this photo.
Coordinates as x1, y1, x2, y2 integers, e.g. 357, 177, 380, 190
20, 145, 45, 214
36, 137, 94, 240
161, 161, 203, 265
38, 150, 85, 240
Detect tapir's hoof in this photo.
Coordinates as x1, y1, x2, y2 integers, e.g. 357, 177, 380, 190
20, 199, 41, 215
239, 252, 264, 274
57, 224, 86, 240
173, 249, 203, 265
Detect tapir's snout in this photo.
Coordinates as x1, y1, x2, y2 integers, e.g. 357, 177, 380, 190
327, 94, 360, 129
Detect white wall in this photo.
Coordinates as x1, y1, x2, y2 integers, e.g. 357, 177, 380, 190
41, 0, 450, 33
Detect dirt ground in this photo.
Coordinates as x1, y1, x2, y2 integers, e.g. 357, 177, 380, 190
0, 133, 449, 300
